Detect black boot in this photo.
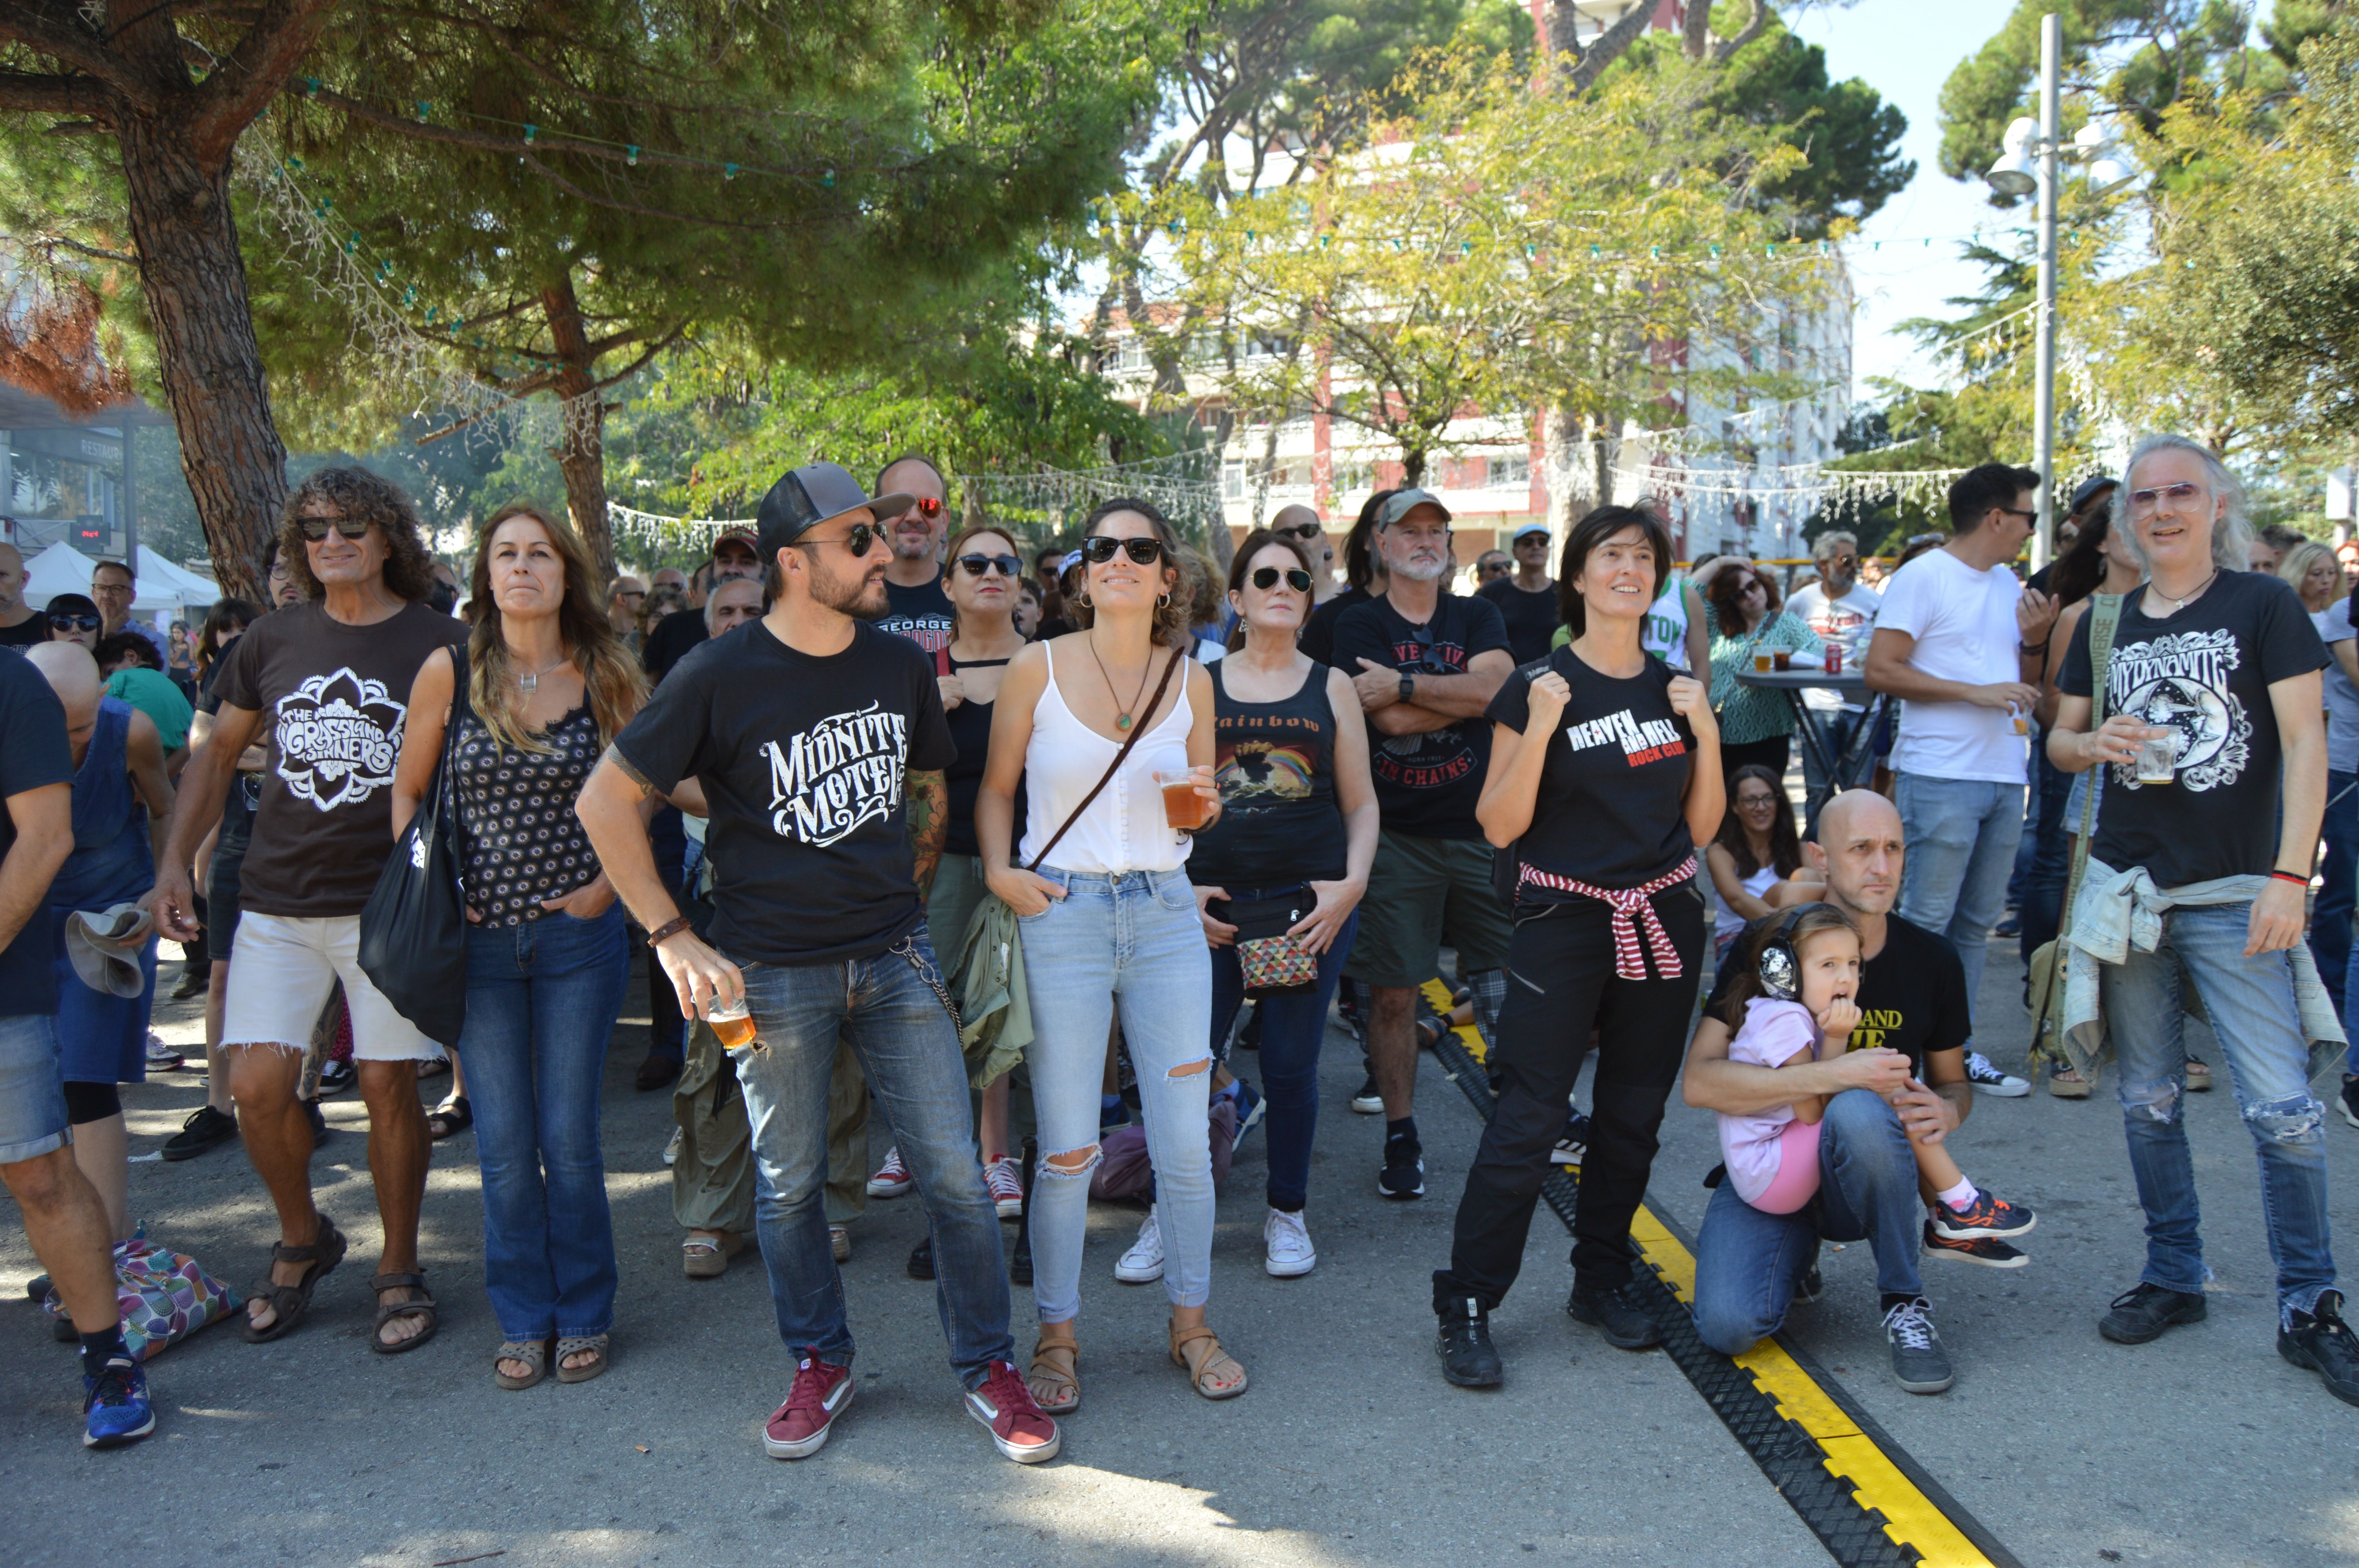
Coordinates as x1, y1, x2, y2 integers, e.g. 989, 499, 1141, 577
1567, 1278, 1663, 1350
1436, 1295, 1503, 1388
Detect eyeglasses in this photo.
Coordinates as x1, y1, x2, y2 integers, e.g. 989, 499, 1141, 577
958, 553, 1023, 579
2126, 481, 2204, 514
1081, 535, 1164, 566
1825, 553, 1858, 568
910, 496, 944, 520
796, 523, 878, 557
297, 513, 372, 542
49, 613, 99, 633
1250, 566, 1314, 593
1993, 506, 2037, 524
1271, 522, 1323, 541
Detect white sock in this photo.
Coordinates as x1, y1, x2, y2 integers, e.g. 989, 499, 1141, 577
1937, 1177, 1979, 1212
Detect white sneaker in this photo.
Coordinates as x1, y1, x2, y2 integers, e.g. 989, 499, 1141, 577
867, 1146, 914, 1198
1263, 1207, 1316, 1278
1114, 1205, 1164, 1283
985, 1157, 1025, 1220
1964, 1051, 2030, 1097
662, 1125, 683, 1167
144, 1033, 184, 1070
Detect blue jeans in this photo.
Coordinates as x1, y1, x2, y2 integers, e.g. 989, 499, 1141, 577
1895, 773, 2025, 1017
2019, 744, 2077, 965
727, 927, 1011, 1386
0, 1010, 67, 1164
1799, 708, 1869, 828
1690, 1088, 1927, 1354
2315, 770, 2356, 1016
460, 906, 631, 1339
1208, 897, 1356, 1212
2099, 902, 2337, 1322
1021, 868, 1214, 1319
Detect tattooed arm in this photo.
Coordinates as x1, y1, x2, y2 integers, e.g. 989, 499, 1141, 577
907, 768, 948, 900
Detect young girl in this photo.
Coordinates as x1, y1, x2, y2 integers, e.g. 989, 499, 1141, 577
1717, 906, 2037, 1254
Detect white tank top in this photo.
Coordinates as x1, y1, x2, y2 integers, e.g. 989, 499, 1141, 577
1019, 643, 1195, 874
1643, 574, 1691, 670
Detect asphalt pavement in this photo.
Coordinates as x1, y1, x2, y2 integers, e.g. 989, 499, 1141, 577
2, 930, 2355, 1568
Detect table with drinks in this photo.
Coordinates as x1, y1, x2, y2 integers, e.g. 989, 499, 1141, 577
1733, 643, 1889, 822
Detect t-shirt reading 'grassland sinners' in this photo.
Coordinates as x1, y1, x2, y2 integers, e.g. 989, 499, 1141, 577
212, 600, 467, 918
612, 619, 955, 965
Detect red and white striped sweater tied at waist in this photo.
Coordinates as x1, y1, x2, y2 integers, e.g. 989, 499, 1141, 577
1515, 855, 1700, 982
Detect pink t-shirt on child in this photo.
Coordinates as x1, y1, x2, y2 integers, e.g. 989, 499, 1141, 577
1717, 997, 1821, 1206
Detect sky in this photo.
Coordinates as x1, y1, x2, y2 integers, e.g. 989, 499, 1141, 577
1788, 1, 2028, 401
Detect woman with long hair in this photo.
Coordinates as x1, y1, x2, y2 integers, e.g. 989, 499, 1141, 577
977, 496, 1240, 1412
1706, 764, 1805, 960
1434, 504, 1722, 1386
1700, 561, 1822, 779
391, 503, 649, 1389
2280, 539, 2342, 615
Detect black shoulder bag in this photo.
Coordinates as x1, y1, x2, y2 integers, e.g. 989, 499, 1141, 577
358, 645, 474, 1047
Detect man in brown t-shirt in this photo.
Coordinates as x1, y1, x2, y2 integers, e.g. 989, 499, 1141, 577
153, 469, 465, 1355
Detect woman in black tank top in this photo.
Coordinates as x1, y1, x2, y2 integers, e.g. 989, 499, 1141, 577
1185, 530, 1378, 1278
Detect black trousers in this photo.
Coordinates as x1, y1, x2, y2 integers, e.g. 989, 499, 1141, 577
1432, 882, 1705, 1312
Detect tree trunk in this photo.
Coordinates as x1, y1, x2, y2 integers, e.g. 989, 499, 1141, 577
1544, 404, 1585, 534
1400, 443, 1427, 488
541, 275, 617, 583
116, 114, 286, 603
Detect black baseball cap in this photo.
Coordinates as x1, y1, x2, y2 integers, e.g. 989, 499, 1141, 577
754, 462, 913, 558
2068, 474, 2118, 515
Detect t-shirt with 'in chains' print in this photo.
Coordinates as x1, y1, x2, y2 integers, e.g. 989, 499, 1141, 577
212, 600, 467, 918
612, 619, 955, 965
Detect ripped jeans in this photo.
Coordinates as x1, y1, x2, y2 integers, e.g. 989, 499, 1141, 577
2099, 901, 2337, 1322
1020, 868, 1214, 1321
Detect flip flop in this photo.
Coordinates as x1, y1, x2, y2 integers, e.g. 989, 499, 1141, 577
242, 1214, 347, 1343
370, 1271, 439, 1355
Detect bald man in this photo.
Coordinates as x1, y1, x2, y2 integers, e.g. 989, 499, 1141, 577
1681, 789, 1985, 1396
0, 541, 42, 650
1265, 505, 1333, 602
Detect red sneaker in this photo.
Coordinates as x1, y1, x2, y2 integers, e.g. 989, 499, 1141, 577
965, 1359, 1060, 1464
764, 1353, 854, 1459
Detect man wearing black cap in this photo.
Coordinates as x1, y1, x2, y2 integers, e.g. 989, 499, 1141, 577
577, 461, 1057, 1467
641, 528, 763, 684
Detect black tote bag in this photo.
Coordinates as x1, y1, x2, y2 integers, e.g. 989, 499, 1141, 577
357, 646, 472, 1047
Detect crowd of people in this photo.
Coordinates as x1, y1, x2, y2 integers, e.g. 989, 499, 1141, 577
1, 432, 2354, 1468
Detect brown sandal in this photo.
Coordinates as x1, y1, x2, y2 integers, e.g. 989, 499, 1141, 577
1028, 1325, 1080, 1414
1169, 1321, 1247, 1401
494, 1337, 550, 1390
555, 1334, 611, 1383
241, 1214, 347, 1343
370, 1271, 439, 1355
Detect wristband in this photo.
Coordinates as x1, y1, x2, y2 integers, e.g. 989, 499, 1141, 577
645, 915, 692, 947
2019, 641, 2048, 657
2269, 871, 2310, 888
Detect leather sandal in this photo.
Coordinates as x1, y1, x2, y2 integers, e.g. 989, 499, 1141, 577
1169, 1321, 1247, 1401
494, 1337, 551, 1390
555, 1334, 611, 1384
426, 1096, 473, 1140
2048, 1067, 2093, 1098
682, 1230, 748, 1280
2184, 1057, 2213, 1092
370, 1271, 439, 1355
242, 1214, 347, 1343
1027, 1325, 1080, 1414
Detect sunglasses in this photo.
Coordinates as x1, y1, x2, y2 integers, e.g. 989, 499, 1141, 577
911, 497, 944, 520
297, 513, 372, 542
798, 523, 878, 557
1081, 535, 1164, 566
2127, 481, 2203, 514
958, 553, 1023, 579
1251, 566, 1314, 593
1271, 522, 1323, 541
50, 613, 99, 632
1410, 620, 1449, 673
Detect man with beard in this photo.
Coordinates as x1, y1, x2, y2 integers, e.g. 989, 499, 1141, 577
873, 455, 956, 653
577, 460, 1056, 1464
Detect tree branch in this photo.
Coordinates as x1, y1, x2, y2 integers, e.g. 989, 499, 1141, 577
0, 68, 113, 117
1566, 0, 1659, 93
1711, 0, 1772, 65
187, 0, 338, 162
0, 5, 155, 105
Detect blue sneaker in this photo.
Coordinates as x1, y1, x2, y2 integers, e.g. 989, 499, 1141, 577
1229, 1080, 1265, 1141
83, 1354, 155, 1449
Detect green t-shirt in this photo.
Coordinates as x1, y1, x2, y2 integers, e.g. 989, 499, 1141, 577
104, 666, 193, 752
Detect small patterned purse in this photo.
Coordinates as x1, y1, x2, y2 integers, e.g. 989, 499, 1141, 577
1216, 891, 1321, 998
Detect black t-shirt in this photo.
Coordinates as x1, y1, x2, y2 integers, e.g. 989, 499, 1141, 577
613, 620, 956, 964
1708, 912, 1970, 1079
1189, 659, 1347, 889
2061, 570, 2327, 886
940, 655, 1024, 859
877, 574, 956, 654
1477, 578, 1563, 664
0, 654, 73, 1015
641, 609, 709, 683
1299, 585, 1371, 667
0, 613, 46, 652
1487, 648, 1695, 890
1330, 591, 1512, 840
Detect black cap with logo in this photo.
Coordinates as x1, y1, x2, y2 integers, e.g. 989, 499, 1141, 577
754, 462, 913, 560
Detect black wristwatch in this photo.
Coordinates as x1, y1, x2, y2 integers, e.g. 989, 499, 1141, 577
1399, 671, 1415, 703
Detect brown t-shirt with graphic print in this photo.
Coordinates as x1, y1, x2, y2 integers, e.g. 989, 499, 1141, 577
213, 600, 467, 918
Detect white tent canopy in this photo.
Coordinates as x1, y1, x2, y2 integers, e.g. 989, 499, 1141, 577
18, 541, 217, 622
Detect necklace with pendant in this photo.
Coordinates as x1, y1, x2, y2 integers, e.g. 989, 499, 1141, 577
515, 652, 569, 694
2154, 569, 2218, 615
1085, 631, 1153, 731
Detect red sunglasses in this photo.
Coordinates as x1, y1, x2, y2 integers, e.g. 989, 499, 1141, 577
910, 496, 943, 519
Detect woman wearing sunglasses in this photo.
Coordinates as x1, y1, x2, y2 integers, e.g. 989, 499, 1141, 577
977, 497, 1240, 1412
45, 593, 104, 652
1188, 529, 1378, 1277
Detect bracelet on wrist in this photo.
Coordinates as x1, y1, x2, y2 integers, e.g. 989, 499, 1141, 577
2019, 641, 2048, 657
2269, 870, 2310, 888
645, 915, 692, 947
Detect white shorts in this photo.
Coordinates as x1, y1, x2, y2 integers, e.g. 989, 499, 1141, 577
220, 912, 445, 1063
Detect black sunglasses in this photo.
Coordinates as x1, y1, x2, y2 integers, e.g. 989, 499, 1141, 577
1081, 535, 1164, 566
1251, 566, 1314, 593
796, 523, 878, 557
297, 513, 373, 543
49, 613, 100, 633
1410, 620, 1449, 673
958, 553, 1023, 579
1271, 522, 1323, 541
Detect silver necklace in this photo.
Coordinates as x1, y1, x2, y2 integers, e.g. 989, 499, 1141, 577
514, 652, 570, 693
2153, 569, 2218, 615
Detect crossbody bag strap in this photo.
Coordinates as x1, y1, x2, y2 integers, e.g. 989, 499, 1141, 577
436, 639, 473, 851
2058, 592, 2123, 931
1024, 643, 1187, 874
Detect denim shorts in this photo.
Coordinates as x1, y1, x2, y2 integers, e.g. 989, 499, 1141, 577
0, 1011, 71, 1163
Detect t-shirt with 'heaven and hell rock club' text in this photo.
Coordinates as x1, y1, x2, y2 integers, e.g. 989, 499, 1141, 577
612, 619, 956, 965
1485, 646, 1696, 892
212, 600, 467, 918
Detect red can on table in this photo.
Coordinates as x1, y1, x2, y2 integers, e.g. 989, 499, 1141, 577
1824, 642, 1844, 675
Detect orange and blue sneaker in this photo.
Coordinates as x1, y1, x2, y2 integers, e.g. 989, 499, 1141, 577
1928, 1191, 2036, 1241
1921, 1220, 2028, 1269
83, 1354, 156, 1449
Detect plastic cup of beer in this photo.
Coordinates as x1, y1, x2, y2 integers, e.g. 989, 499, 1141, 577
1752, 651, 1773, 674
706, 994, 756, 1049
2010, 703, 2028, 736
1158, 769, 1208, 833
2134, 730, 2178, 786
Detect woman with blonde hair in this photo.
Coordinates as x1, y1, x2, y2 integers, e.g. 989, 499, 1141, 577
392, 503, 649, 1390
2279, 539, 2343, 615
